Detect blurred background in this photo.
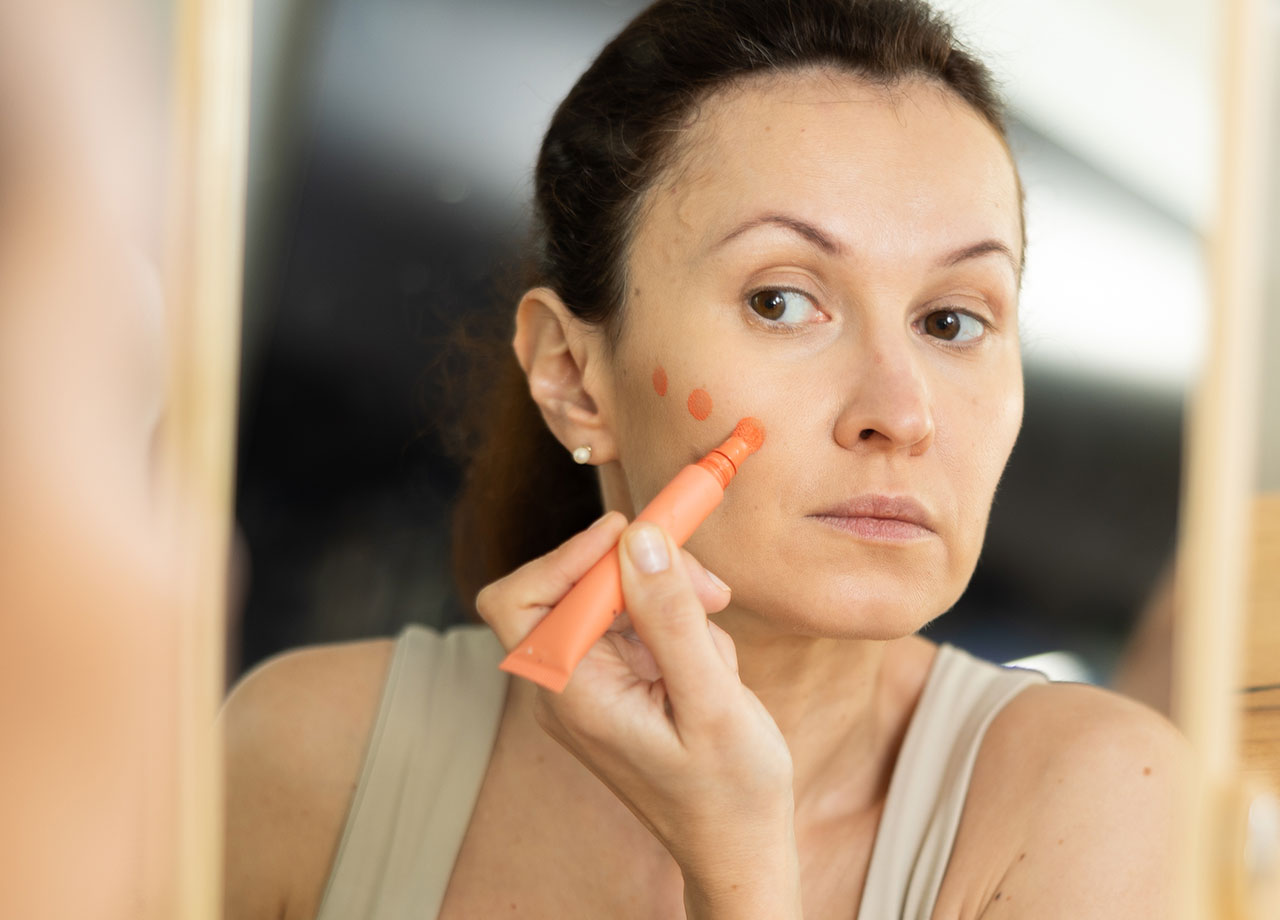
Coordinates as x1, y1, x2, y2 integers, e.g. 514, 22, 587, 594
231, 0, 1220, 685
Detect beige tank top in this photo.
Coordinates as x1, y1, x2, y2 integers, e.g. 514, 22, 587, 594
313, 624, 1048, 920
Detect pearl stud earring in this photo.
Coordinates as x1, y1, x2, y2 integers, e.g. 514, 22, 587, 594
572, 445, 593, 465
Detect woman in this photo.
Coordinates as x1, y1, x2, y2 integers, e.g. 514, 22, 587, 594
224, 1, 1191, 917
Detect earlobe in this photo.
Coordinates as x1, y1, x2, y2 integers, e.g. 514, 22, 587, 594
512, 287, 617, 464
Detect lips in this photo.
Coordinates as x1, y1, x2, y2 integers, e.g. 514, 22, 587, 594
808, 494, 936, 541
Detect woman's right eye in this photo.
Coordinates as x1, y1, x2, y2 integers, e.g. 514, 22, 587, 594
747, 288, 824, 327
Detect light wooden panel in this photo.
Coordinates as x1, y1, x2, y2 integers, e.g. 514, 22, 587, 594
164, 0, 251, 917
1172, 0, 1273, 914
1241, 494, 1280, 793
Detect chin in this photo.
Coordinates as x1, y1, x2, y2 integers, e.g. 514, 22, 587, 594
730, 572, 961, 642
695, 520, 978, 639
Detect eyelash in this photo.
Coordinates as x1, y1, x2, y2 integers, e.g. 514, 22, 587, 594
742, 286, 824, 335
914, 308, 991, 350
743, 286, 992, 348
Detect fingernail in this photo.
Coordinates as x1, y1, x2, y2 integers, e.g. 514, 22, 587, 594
626, 525, 669, 574
706, 569, 730, 593
588, 511, 613, 529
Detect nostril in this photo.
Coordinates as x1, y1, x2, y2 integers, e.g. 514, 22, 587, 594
859, 429, 874, 440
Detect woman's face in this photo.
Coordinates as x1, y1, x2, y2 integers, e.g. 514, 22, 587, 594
594, 70, 1024, 639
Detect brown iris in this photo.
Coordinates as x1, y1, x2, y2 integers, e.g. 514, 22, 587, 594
924, 310, 961, 341
749, 290, 788, 321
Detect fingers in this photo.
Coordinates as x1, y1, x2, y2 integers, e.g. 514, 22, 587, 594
680, 548, 732, 614
617, 523, 736, 725
706, 619, 739, 675
609, 550, 730, 637
476, 511, 628, 650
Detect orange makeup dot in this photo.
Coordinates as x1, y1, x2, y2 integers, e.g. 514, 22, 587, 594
732, 417, 766, 453
652, 366, 668, 396
687, 388, 713, 421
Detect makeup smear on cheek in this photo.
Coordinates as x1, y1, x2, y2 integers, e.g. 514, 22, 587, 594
652, 366, 668, 396
687, 388, 713, 421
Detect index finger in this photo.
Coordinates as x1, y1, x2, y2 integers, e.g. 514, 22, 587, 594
476, 511, 628, 650
615, 524, 736, 725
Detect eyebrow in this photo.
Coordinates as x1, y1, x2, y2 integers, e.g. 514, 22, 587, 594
941, 239, 1022, 278
714, 213, 843, 255
712, 212, 1021, 277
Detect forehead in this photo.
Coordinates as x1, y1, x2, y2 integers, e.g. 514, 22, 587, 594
637, 69, 1022, 269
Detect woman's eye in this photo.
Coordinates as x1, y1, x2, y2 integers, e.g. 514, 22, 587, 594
747, 289, 822, 326
922, 309, 985, 344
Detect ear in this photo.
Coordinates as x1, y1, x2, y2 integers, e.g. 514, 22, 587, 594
512, 287, 618, 465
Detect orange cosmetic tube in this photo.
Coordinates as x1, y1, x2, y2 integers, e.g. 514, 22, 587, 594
499, 418, 765, 692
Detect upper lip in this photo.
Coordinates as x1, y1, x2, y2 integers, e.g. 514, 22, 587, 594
809, 494, 936, 532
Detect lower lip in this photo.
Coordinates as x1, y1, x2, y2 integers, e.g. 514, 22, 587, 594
810, 515, 934, 541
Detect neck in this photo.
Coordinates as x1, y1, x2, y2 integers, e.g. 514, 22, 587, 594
709, 604, 911, 827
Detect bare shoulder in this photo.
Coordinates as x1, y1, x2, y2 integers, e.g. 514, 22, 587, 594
963, 679, 1194, 919
220, 636, 396, 920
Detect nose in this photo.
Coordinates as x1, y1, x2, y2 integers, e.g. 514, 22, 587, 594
832, 337, 935, 455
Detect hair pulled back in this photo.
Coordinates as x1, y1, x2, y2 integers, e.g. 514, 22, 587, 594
451, 0, 1017, 611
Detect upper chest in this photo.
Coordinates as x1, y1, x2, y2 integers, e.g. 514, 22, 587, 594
434, 715, 996, 920
436, 709, 688, 920
439, 653, 1035, 920
437, 766, 884, 920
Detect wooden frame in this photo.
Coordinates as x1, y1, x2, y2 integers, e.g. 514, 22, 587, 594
1173, 0, 1279, 916
164, 0, 252, 917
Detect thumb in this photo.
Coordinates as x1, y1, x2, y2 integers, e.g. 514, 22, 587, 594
617, 523, 734, 725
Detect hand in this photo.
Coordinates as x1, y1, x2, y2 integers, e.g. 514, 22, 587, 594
476, 513, 802, 910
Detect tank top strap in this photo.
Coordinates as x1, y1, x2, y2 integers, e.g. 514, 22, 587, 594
315, 623, 509, 920
856, 643, 1049, 920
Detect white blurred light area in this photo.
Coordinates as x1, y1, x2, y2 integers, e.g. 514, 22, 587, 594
935, 0, 1217, 390
1004, 649, 1095, 684
1015, 138, 1208, 388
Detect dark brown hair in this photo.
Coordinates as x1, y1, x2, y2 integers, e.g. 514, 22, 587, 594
450, 0, 1022, 611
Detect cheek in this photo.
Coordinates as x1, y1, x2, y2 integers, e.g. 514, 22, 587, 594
946, 376, 1024, 522
631, 345, 737, 435
616, 352, 774, 504
610, 354, 711, 500
615, 295, 827, 508
982, 373, 1025, 469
